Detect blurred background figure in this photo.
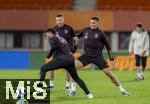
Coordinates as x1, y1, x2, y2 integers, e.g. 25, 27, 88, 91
129, 23, 149, 80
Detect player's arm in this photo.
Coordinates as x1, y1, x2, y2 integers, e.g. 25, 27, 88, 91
144, 32, 149, 50
70, 27, 78, 52
128, 31, 134, 55
72, 29, 84, 53
70, 26, 76, 38
101, 32, 114, 61
76, 29, 84, 38
46, 40, 57, 59
73, 29, 84, 45
142, 31, 149, 56
72, 39, 78, 53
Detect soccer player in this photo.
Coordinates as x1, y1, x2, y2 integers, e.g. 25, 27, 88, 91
69, 16, 130, 96
129, 23, 149, 80
37, 28, 93, 98
49, 14, 77, 91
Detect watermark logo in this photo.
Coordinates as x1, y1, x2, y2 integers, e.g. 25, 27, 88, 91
0, 79, 50, 104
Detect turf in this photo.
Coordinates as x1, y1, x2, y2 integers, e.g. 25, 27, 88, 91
0, 69, 150, 104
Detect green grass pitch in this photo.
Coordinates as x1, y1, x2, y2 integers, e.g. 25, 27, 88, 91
0, 69, 150, 104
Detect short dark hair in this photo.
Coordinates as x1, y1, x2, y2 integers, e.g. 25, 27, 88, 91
136, 23, 143, 28
56, 14, 63, 18
90, 16, 99, 22
46, 28, 55, 34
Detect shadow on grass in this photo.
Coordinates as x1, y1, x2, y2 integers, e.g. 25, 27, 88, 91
50, 96, 86, 103
120, 79, 143, 83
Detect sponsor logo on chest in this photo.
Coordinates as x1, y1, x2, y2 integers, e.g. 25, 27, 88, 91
56, 31, 59, 35
64, 29, 68, 34
84, 32, 88, 39
94, 33, 99, 38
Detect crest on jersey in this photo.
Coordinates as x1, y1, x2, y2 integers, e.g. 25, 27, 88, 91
95, 33, 98, 38
64, 29, 68, 34
56, 31, 59, 34
55, 32, 59, 36
84, 35, 88, 39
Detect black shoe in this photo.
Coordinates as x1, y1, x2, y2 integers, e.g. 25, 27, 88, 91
47, 86, 54, 91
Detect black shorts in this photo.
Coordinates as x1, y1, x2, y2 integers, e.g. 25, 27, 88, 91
77, 54, 109, 70
43, 55, 75, 71
135, 55, 147, 67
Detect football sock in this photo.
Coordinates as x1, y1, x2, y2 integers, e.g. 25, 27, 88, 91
66, 81, 70, 86
118, 85, 124, 91
50, 80, 54, 86
71, 82, 76, 91
140, 71, 144, 77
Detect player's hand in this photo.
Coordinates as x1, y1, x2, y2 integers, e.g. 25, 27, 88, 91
141, 50, 146, 56
45, 58, 50, 63
109, 60, 115, 68
72, 45, 77, 53
73, 37, 79, 45
129, 51, 134, 56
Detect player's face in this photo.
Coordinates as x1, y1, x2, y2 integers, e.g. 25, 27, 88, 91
56, 17, 64, 27
90, 20, 98, 29
46, 32, 54, 39
136, 27, 142, 33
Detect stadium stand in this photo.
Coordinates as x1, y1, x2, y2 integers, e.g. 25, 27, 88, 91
0, 0, 74, 10
97, 0, 150, 11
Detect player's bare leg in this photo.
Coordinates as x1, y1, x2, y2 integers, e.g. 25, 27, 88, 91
50, 70, 55, 81
75, 59, 84, 69
139, 57, 147, 80
142, 66, 146, 73
69, 59, 84, 96
49, 70, 71, 91
141, 66, 146, 79
103, 68, 130, 96
48, 71, 55, 90
66, 71, 71, 91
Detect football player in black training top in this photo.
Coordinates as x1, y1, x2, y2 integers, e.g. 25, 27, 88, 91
37, 28, 94, 99
69, 16, 130, 97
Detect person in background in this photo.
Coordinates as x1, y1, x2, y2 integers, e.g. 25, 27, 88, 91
129, 23, 149, 80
